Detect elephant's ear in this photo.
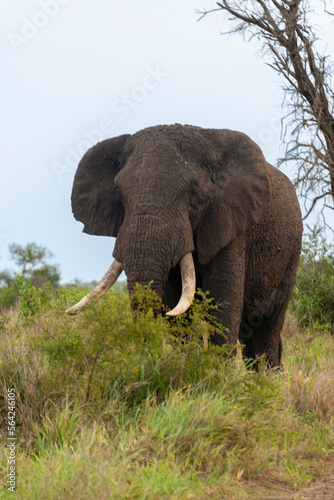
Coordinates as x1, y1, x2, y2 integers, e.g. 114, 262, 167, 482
196, 130, 272, 265
71, 134, 130, 237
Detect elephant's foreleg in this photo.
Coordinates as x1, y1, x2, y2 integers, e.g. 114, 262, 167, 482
202, 237, 246, 346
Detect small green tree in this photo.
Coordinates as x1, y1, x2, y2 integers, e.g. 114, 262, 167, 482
9, 243, 61, 288
0, 243, 61, 308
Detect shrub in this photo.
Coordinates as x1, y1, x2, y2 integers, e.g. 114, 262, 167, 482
0, 281, 231, 443
291, 225, 334, 332
0, 284, 17, 309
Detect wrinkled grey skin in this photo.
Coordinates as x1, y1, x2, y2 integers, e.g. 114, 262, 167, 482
71, 124, 302, 368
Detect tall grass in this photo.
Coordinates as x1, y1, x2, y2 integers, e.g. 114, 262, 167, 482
1, 276, 334, 499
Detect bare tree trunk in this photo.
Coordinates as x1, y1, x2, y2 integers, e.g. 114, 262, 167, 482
199, 0, 334, 219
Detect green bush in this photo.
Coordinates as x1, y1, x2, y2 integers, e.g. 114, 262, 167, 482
0, 242, 61, 309
0, 281, 230, 425
0, 284, 17, 308
291, 225, 334, 332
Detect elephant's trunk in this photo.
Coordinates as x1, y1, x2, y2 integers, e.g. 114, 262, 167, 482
66, 210, 196, 316
126, 251, 196, 316
66, 252, 196, 317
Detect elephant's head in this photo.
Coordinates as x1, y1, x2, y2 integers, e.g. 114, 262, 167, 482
67, 125, 271, 316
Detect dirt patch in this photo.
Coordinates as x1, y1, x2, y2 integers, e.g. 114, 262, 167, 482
293, 474, 334, 499
245, 463, 334, 499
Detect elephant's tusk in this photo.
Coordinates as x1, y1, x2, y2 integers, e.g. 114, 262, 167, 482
166, 252, 196, 317
66, 259, 123, 315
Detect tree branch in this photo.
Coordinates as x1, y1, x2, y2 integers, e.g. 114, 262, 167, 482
200, 0, 334, 218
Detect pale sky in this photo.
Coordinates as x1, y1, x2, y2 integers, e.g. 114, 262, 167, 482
1, 1, 333, 282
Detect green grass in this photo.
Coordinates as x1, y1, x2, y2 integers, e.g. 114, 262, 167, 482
0, 281, 334, 499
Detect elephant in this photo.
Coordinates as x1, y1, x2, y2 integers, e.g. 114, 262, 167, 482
67, 124, 302, 369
